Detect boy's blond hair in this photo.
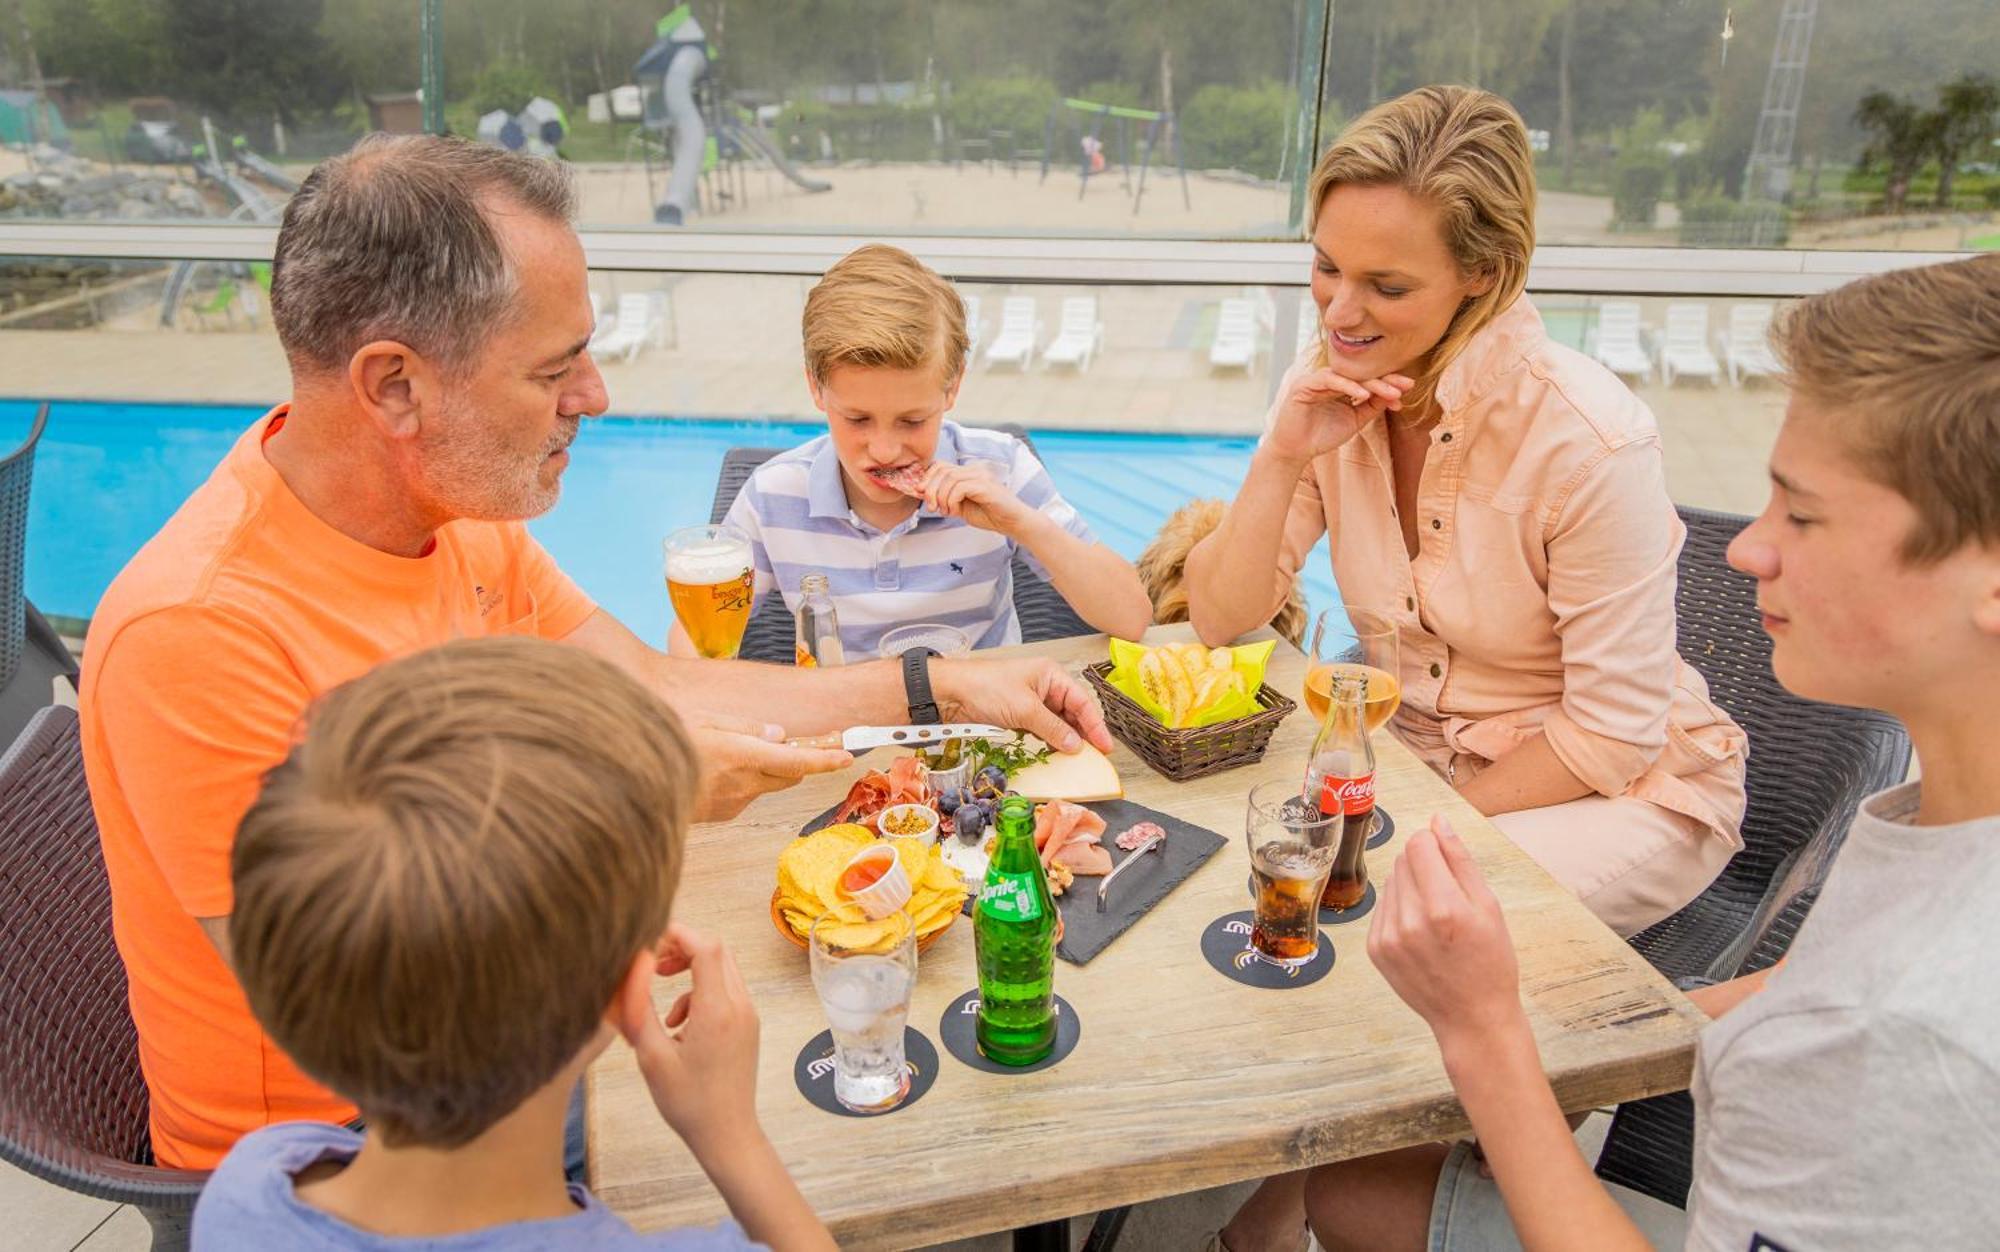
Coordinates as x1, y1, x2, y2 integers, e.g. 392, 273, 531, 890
803, 243, 969, 385
1776, 256, 2000, 563
230, 637, 698, 1148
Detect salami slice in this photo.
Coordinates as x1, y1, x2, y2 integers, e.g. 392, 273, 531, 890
1115, 821, 1166, 851
869, 461, 930, 497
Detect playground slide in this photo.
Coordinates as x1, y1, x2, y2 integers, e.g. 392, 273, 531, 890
159, 153, 278, 326
721, 117, 832, 194
233, 145, 299, 193
656, 41, 707, 224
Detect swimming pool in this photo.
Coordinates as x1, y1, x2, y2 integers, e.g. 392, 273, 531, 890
0, 400, 1337, 644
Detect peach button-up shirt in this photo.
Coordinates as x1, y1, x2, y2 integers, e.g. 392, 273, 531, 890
1268, 297, 1747, 843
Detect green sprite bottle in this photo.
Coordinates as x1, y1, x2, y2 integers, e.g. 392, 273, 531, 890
974, 794, 1057, 1065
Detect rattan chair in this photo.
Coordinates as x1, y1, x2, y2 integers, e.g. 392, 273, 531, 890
1592, 506, 1911, 1208
0, 404, 79, 746
705, 426, 1093, 662
0, 706, 208, 1248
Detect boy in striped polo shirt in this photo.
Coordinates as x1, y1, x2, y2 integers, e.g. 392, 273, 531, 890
674, 245, 1152, 660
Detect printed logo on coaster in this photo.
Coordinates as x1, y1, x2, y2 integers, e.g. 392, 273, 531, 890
792, 1027, 939, 1118
1367, 807, 1397, 850
1201, 910, 1335, 988
1243, 877, 1377, 925
937, 990, 1080, 1075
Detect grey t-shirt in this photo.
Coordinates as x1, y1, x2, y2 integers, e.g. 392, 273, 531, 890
1685, 782, 2000, 1250
192, 1122, 767, 1251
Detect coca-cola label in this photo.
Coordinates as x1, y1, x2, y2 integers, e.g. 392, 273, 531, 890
1319, 772, 1376, 817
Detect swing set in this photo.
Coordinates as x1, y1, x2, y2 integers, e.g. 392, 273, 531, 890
1038, 96, 1191, 213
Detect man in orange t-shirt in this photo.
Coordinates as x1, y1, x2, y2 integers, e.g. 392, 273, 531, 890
81, 135, 1111, 1169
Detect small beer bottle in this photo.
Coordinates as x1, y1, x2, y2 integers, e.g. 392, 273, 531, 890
793, 572, 845, 667
1303, 672, 1375, 909
974, 795, 1057, 1065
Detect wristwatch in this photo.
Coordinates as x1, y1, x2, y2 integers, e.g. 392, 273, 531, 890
900, 647, 942, 724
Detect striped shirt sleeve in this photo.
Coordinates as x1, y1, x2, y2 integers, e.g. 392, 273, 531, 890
999, 436, 1095, 583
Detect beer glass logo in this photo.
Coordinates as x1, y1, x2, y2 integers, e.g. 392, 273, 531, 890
713, 571, 754, 612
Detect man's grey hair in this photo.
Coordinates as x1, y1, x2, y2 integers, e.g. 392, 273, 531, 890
270, 134, 578, 376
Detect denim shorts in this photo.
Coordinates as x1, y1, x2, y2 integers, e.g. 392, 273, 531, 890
1427, 1140, 1691, 1251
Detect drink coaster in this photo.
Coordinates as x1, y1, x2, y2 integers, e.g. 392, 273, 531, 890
1368, 808, 1397, 849
793, 1027, 938, 1118
1201, 910, 1335, 988
938, 990, 1080, 1075
1243, 877, 1378, 925
1318, 882, 1378, 924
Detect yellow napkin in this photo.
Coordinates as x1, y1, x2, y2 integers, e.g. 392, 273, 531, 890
1106, 638, 1275, 729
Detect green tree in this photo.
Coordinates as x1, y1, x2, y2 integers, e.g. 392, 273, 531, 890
1930, 72, 1998, 207
159, 0, 344, 127
1854, 89, 1940, 212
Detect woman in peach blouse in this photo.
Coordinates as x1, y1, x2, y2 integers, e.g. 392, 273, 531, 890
1188, 86, 1746, 940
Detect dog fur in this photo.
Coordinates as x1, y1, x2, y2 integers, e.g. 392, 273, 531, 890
1137, 499, 1309, 648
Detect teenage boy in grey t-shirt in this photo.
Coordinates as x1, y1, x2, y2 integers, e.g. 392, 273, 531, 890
1209, 258, 2000, 1252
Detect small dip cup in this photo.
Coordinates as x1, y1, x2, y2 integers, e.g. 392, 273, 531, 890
878, 803, 941, 846
839, 844, 913, 920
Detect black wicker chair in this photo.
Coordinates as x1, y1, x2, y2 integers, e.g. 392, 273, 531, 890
0, 706, 208, 1248
706, 425, 1093, 662
1592, 505, 1911, 1208
0, 404, 80, 747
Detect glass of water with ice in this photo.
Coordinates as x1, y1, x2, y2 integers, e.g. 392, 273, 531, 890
808, 909, 918, 1113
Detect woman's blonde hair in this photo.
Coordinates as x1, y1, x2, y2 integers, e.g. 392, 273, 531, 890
1305, 85, 1537, 412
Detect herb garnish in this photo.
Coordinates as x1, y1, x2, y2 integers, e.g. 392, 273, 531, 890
966, 734, 1055, 776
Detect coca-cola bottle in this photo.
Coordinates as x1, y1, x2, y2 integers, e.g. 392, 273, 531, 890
1303, 670, 1374, 909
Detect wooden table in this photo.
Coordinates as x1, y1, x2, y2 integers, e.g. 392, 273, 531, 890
589, 625, 1703, 1249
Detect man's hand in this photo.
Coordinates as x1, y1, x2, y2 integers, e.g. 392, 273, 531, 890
930, 654, 1113, 754
919, 461, 1032, 536
618, 923, 765, 1158
1263, 367, 1411, 466
687, 712, 852, 821
1367, 815, 1524, 1049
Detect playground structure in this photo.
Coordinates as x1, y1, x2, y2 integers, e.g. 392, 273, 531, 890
630, 5, 830, 226
1039, 97, 1190, 214
156, 118, 289, 328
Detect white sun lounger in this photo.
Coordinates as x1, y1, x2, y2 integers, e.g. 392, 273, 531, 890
983, 296, 1041, 370
1041, 296, 1105, 372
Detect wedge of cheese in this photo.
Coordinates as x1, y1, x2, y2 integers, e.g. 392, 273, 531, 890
1008, 738, 1122, 802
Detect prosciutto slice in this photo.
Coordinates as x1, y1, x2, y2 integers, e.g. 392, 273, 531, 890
1032, 800, 1113, 877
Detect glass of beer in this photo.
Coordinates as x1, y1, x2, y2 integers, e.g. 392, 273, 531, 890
1304, 604, 1401, 731
665, 524, 754, 659
1244, 779, 1340, 967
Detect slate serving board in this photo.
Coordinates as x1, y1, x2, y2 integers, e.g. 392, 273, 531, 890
800, 797, 1227, 966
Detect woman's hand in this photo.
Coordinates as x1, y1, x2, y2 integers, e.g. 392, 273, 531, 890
1264, 367, 1412, 466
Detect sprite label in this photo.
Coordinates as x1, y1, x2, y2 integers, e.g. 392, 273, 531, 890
978, 871, 1045, 922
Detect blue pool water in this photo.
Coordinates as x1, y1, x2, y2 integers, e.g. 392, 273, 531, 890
0, 400, 1336, 643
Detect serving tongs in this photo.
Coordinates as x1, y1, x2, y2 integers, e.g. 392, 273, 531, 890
1096, 827, 1166, 912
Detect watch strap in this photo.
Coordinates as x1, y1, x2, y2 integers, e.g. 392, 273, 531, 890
901, 647, 942, 724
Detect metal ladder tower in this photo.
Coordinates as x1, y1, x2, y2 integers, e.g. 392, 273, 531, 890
1741, 0, 1818, 205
